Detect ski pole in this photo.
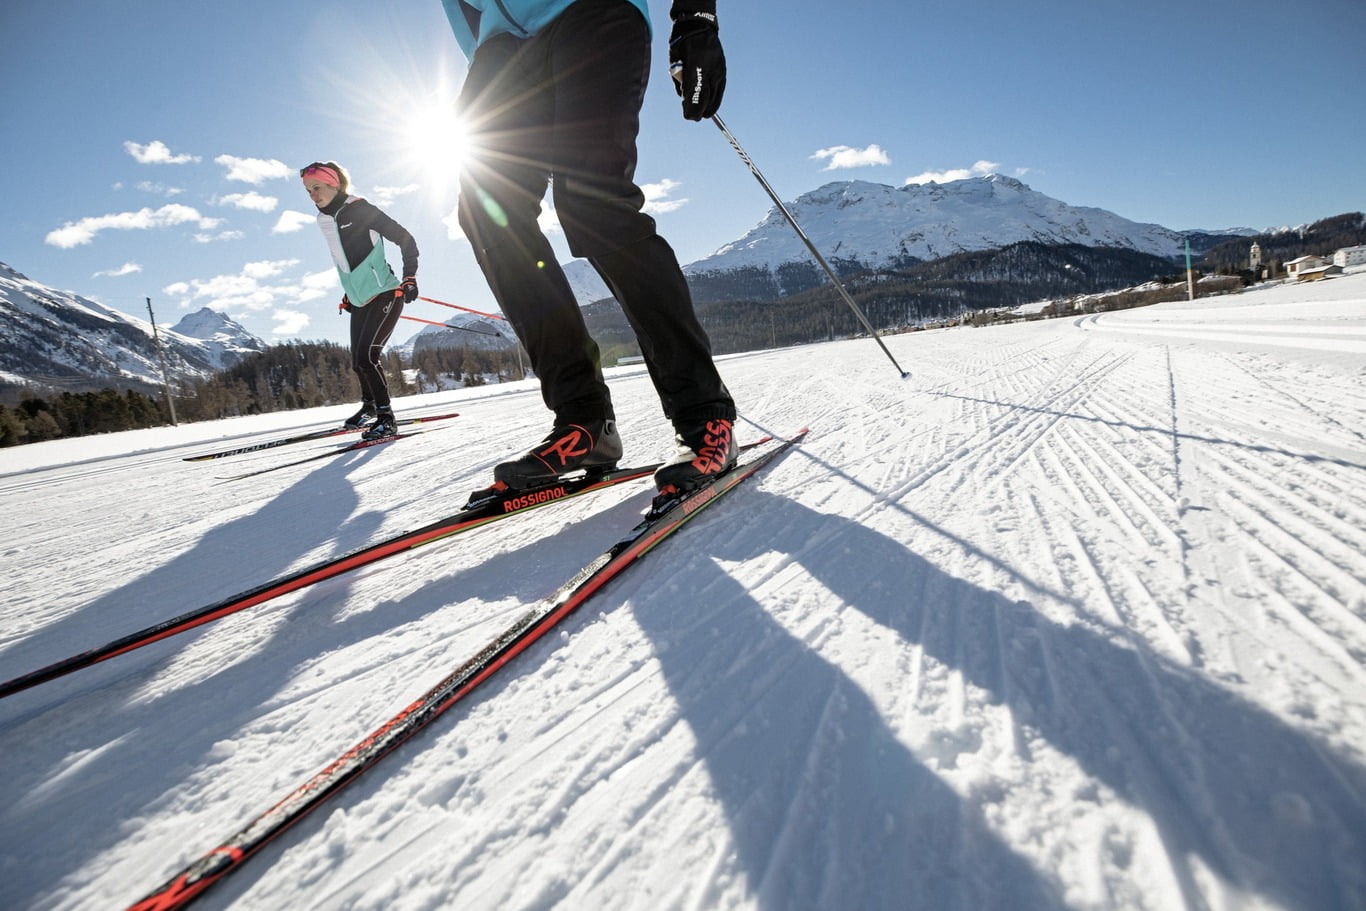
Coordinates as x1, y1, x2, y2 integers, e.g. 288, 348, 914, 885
400, 314, 504, 337
705, 113, 911, 379
418, 296, 507, 321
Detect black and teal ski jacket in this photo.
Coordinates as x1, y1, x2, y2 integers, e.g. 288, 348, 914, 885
441, 0, 651, 57
316, 195, 419, 307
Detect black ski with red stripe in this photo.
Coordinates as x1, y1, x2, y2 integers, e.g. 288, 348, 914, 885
1, 439, 778, 700
124, 429, 806, 911
183, 412, 460, 462
0, 465, 653, 699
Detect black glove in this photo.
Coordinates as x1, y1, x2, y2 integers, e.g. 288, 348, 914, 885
669, 0, 725, 121
339, 295, 352, 314
401, 276, 419, 303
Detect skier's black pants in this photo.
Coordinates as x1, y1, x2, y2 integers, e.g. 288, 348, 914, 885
350, 292, 403, 409
455, 0, 733, 429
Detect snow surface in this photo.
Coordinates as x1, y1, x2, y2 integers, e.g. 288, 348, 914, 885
2, 273, 1364, 911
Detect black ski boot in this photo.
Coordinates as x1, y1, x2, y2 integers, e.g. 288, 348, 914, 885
343, 402, 377, 430
654, 418, 737, 496
361, 408, 398, 441
494, 419, 622, 488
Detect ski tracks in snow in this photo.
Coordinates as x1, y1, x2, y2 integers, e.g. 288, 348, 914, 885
3, 280, 1365, 911
723, 315, 1366, 909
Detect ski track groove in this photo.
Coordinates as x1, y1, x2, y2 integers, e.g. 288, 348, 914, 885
754, 683, 841, 908
1207, 347, 1366, 448
0, 451, 188, 495
1196, 426, 1365, 598
1213, 490, 1366, 674
1024, 471, 1224, 895
1202, 445, 1366, 609
962, 347, 1139, 493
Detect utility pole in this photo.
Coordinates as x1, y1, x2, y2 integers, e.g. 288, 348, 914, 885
146, 297, 178, 426
1186, 239, 1196, 301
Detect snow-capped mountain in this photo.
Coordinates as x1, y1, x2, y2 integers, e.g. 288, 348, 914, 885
681, 175, 1242, 295
0, 262, 265, 394
169, 306, 267, 365
552, 175, 1252, 307
562, 259, 612, 305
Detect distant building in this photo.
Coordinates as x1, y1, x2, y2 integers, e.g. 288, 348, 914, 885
1333, 245, 1366, 268
1250, 242, 1262, 271
1285, 254, 1342, 282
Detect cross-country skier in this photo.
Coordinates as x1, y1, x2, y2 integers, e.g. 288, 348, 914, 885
301, 161, 420, 440
441, 0, 738, 495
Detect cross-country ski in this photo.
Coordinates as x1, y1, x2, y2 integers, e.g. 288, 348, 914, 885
214, 429, 426, 482
182, 412, 460, 462
124, 432, 805, 911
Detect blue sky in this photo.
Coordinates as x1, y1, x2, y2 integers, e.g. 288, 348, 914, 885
2, 0, 1362, 347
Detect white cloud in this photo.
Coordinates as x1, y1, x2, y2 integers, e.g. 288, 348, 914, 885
193, 230, 245, 244
93, 262, 143, 278
161, 261, 343, 328
217, 191, 278, 212
300, 269, 339, 299
125, 140, 199, 165
370, 184, 420, 208
45, 204, 222, 248
538, 200, 562, 235
904, 159, 1002, 185
215, 154, 292, 184
811, 144, 892, 171
272, 309, 312, 336
642, 178, 687, 215
243, 260, 295, 281
273, 210, 317, 234
134, 181, 185, 197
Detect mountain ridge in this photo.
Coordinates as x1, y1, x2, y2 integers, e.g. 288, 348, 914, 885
0, 262, 265, 399
685, 175, 1244, 285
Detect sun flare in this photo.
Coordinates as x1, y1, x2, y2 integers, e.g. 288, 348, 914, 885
394, 92, 472, 197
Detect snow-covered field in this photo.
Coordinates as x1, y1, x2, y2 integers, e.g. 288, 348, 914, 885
2, 273, 1364, 911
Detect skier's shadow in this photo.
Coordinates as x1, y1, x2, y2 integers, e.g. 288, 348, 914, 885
0, 450, 387, 687
627, 490, 1366, 911
0, 470, 664, 911
0, 452, 400, 908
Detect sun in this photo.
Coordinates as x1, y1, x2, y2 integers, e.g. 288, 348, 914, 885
398, 93, 471, 195
404, 101, 469, 175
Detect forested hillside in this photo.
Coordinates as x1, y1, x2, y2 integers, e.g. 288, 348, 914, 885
589, 242, 1181, 356
1, 340, 530, 447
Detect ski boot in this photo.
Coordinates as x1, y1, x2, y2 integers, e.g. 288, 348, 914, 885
492, 420, 622, 489
653, 418, 737, 498
343, 402, 377, 430
361, 408, 398, 441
